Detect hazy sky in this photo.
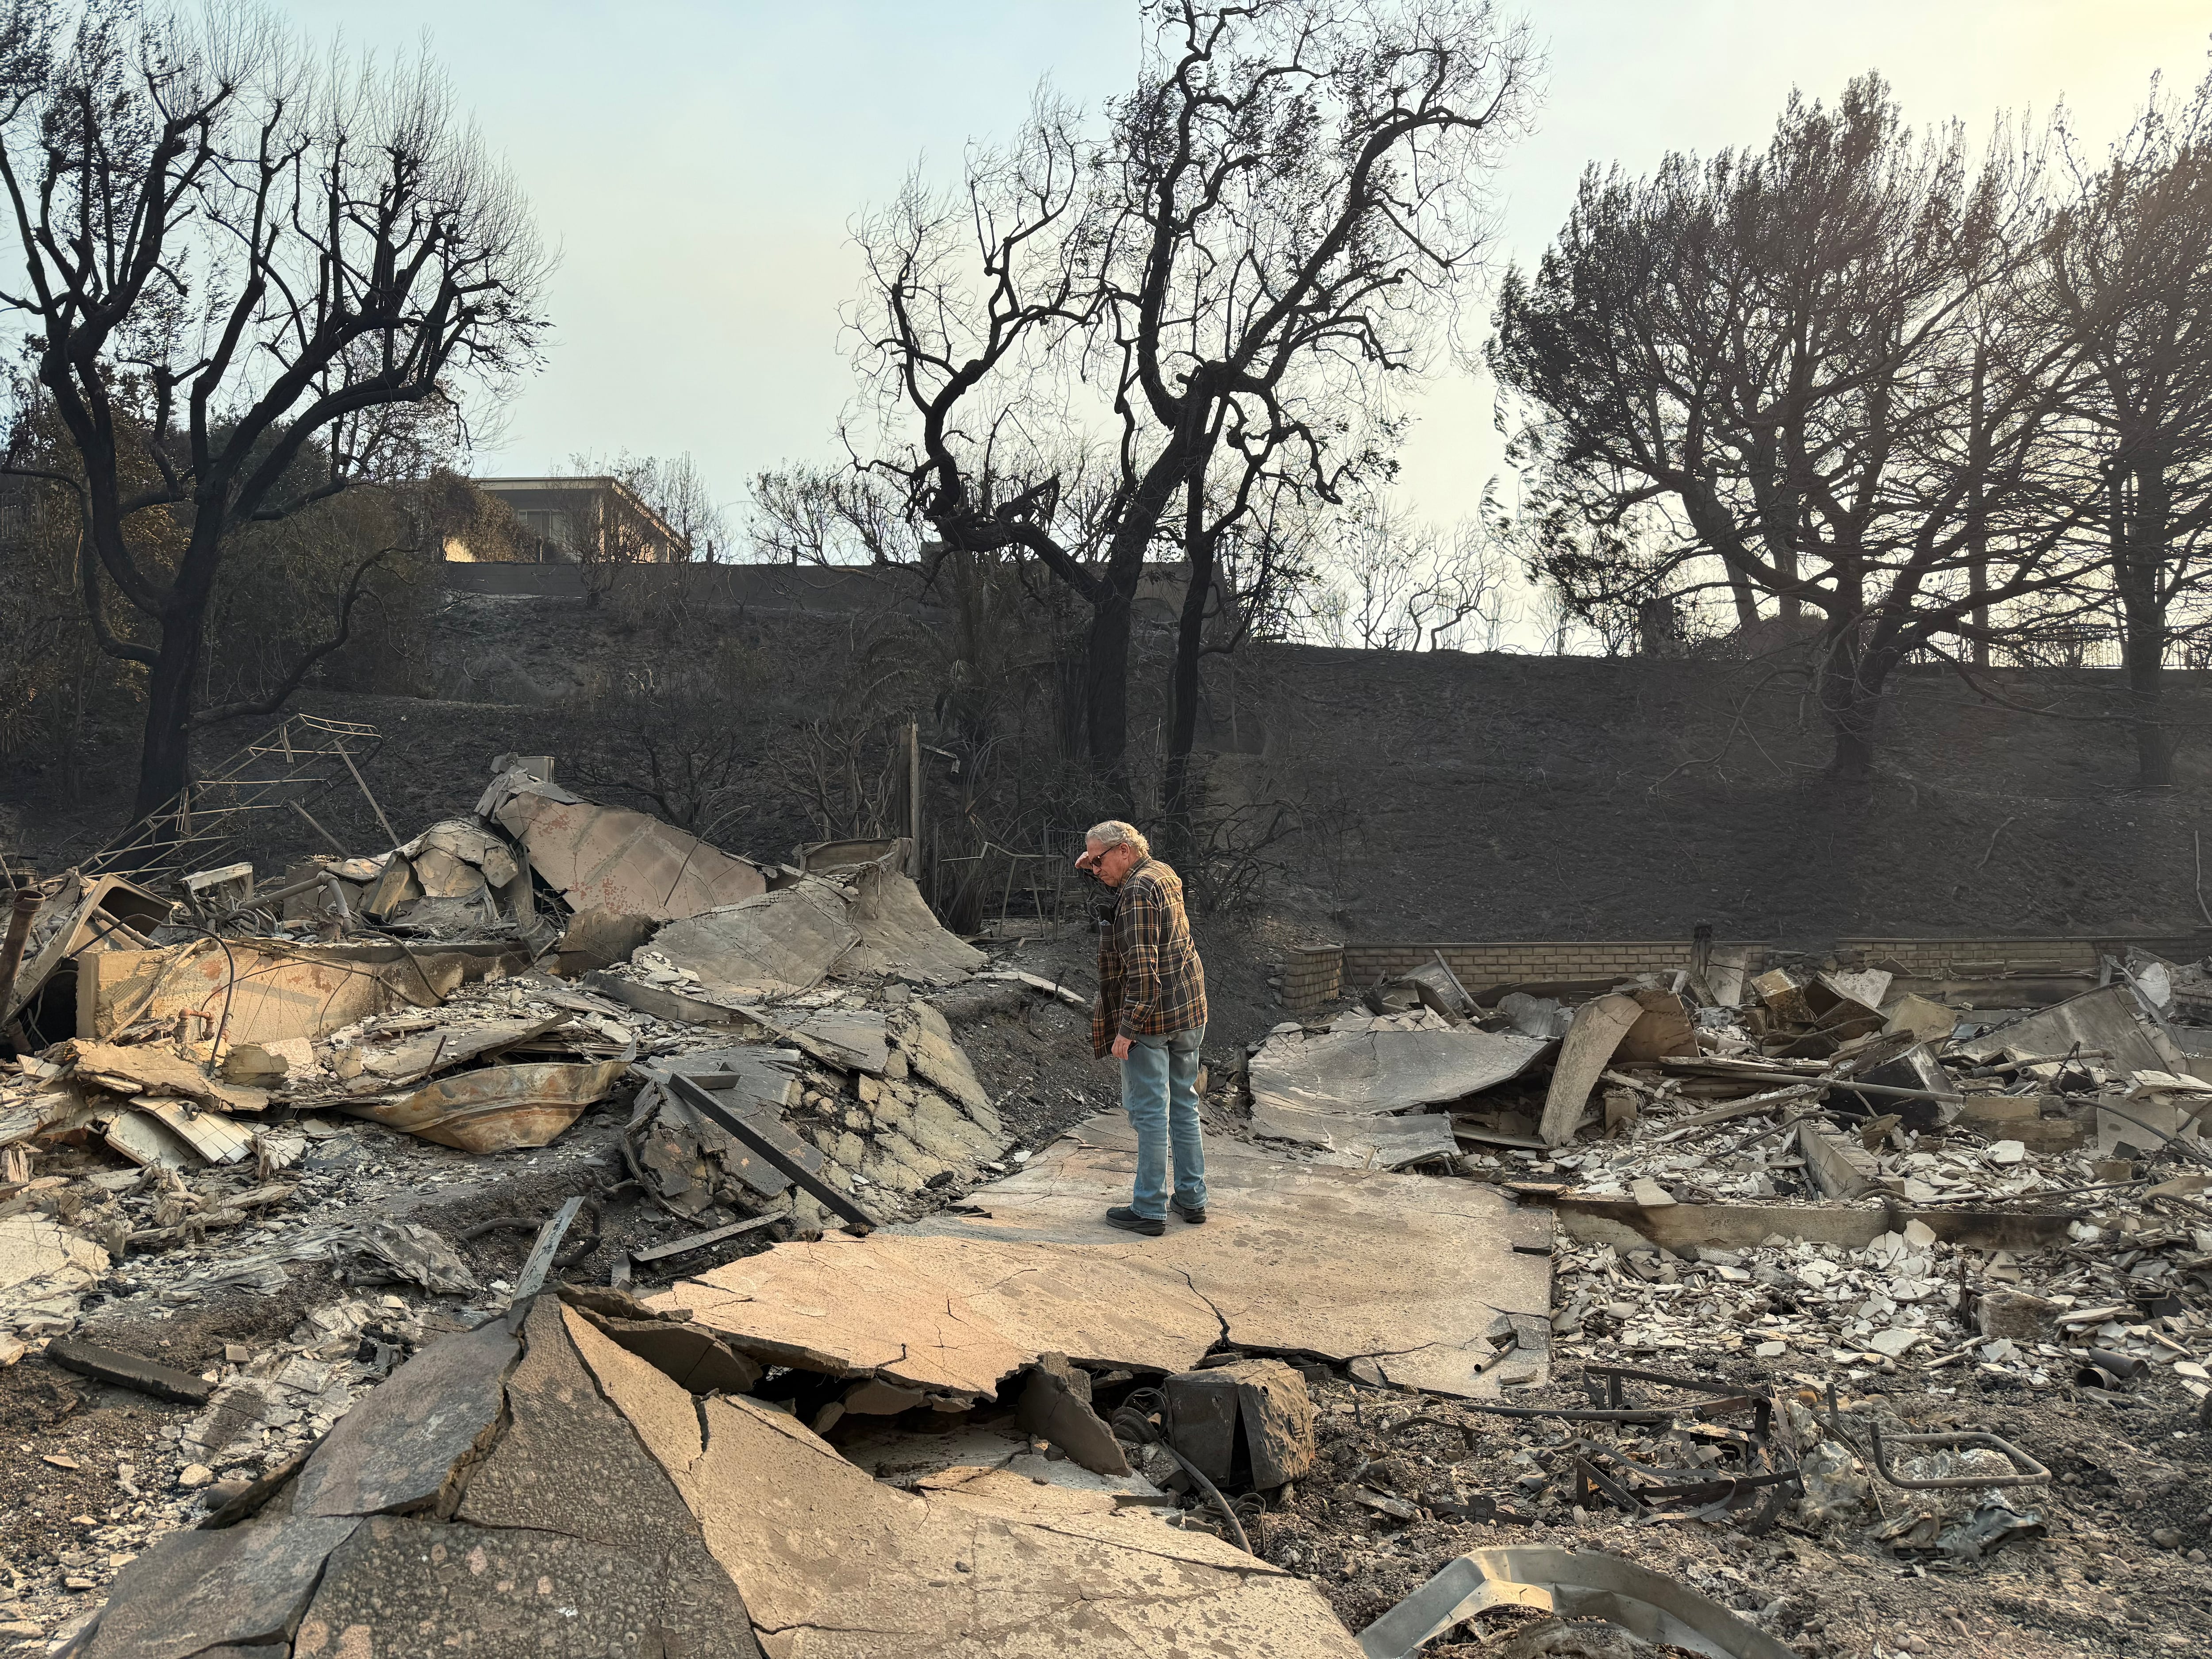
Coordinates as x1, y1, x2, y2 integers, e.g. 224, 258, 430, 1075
288, 0, 2212, 538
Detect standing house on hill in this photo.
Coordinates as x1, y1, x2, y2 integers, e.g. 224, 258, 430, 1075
444, 476, 690, 564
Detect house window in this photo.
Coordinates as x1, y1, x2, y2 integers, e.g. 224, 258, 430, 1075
521, 509, 572, 551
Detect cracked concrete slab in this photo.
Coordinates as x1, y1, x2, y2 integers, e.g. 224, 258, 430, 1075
80, 1516, 361, 1659
292, 1317, 519, 1518
653, 1232, 1221, 1392
454, 1298, 760, 1657
293, 1515, 676, 1657
899, 1114, 1553, 1398
578, 1333, 1361, 1659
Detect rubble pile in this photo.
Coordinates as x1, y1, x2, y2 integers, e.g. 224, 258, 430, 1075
4, 739, 2211, 1655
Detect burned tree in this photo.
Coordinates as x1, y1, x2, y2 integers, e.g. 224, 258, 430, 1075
852, 0, 1533, 789
0, 3, 547, 821
1493, 77, 2094, 778
2037, 71, 2212, 786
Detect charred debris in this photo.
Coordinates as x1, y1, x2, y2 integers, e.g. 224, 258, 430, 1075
0, 745, 2207, 1657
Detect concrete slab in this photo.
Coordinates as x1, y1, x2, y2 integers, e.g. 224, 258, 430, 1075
900, 1116, 1552, 1398
454, 1299, 760, 1658
296, 1515, 679, 1658
661, 1390, 1362, 1659
293, 1318, 519, 1517
79, 1516, 360, 1659
656, 1231, 1222, 1391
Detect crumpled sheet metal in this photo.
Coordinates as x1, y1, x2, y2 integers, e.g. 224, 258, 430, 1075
341, 1059, 626, 1152
835, 851, 986, 985
1956, 982, 2184, 1075
1250, 1026, 1548, 1161
492, 779, 765, 922
649, 881, 861, 999
324, 1217, 481, 1295
77, 938, 521, 1044
1252, 1026, 1550, 1120
1357, 1547, 1797, 1659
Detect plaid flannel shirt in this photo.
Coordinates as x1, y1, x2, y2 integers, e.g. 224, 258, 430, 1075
1092, 857, 1207, 1056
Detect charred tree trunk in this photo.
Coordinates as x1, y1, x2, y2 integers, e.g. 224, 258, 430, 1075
1161, 468, 1218, 855
1816, 612, 1884, 783
2110, 459, 2175, 787
135, 627, 202, 822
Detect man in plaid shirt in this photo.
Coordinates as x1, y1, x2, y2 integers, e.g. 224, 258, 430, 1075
1076, 819, 1209, 1235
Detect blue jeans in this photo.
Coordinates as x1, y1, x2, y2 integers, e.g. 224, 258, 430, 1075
1120, 1025, 1207, 1219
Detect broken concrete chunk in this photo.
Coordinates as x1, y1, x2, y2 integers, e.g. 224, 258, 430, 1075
293, 1317, 520, 1518
1014, 1352, 1132, 1477
671, 1392, 1359, 1659
78, 1515, 361, 1659
1797, 1122, 1879, 1200
575, 1309, 766, 1396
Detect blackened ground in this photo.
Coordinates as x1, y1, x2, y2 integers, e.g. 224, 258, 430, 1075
1247, 1346, 2210, 1658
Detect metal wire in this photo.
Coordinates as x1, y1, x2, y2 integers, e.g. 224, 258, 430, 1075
1111, 1386, 1253, 1554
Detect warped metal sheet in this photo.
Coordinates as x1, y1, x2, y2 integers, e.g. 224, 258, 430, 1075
1252, 1025, 1549, 1162
651, 882, 859, 998
494, 786, 764, 922
342, 1060, 626, 1152
1250, 1102, 1459, 1167
835, 853, 985, 985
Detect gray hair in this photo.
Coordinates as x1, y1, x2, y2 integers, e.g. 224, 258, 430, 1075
1084, 819, 1150, 859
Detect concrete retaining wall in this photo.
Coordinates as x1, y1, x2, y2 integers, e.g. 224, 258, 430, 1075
1279, 934, 2212, 1014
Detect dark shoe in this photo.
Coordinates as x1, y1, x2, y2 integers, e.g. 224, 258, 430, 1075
1105, 1205, 1166, 1236
1171, 1199, 1208, 1224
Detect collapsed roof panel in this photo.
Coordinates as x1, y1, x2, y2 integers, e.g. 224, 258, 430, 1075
485, 768, 765, 922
